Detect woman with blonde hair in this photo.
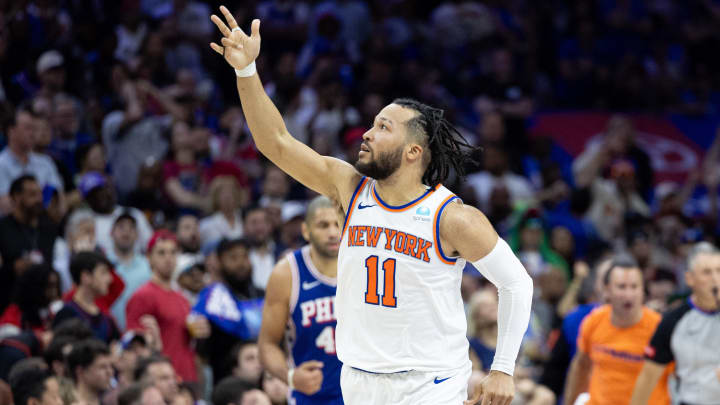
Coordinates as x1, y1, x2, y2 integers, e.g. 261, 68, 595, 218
198, 175, 249, 248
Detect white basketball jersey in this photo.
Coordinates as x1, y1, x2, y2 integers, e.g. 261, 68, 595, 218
335, 177, 469, 373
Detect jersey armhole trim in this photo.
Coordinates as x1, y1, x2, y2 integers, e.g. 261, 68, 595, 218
433, 195, 460, 265
288, 253, 300, 313
341, 176, 369, 240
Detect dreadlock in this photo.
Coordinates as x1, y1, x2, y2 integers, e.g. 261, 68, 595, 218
392, 98, 480, 188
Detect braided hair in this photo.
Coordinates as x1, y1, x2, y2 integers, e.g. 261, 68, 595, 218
392, 98, 479, 188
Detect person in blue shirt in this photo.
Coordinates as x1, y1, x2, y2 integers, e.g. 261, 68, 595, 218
193, 237, 264, 383
259, 196, 343, 405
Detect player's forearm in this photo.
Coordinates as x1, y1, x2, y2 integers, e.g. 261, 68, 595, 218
471, 238, 533, 375
259, 341, 290, 383
236, 74, 292, 159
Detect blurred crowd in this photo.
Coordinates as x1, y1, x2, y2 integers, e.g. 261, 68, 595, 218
1, 0, 720, 404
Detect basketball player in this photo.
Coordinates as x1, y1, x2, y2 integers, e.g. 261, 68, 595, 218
259, 196, 343, 404
209, 7, 533, 405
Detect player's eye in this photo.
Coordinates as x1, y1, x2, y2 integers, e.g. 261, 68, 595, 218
380, 124, 387, 130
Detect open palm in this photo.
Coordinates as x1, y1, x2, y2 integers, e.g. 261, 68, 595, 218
210, 5, 261, 70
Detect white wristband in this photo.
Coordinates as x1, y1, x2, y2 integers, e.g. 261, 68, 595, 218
235, 61, 256, 78
287, 368, 295, 390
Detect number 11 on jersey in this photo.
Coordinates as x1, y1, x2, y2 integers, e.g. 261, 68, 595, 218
364, 256, 397, 307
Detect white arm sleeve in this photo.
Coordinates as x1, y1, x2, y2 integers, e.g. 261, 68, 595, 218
471, 237, 533, 375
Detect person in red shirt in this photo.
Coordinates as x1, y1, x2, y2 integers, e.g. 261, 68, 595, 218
125, 230, 210, 383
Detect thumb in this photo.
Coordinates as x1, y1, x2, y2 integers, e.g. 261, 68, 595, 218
251, 19, 261, 39
301, 360, 324, 370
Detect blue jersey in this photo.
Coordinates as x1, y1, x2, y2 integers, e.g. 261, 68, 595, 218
286, 246, 343, 404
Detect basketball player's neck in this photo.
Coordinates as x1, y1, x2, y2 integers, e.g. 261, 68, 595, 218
374, 171, 428, 206
309, 245, 338, 279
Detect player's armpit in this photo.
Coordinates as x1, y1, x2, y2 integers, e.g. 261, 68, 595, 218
258, 258, 293, 381
438, 202, 498, 262
629, 361, 666, 405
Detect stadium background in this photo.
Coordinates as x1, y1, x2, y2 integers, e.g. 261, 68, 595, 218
0, 0, 719, 404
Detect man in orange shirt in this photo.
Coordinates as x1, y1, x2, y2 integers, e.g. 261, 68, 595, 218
563, 257, 670, 405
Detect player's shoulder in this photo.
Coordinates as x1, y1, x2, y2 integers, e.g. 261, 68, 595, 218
265, 255, 294, 302
440, 198, 490, 229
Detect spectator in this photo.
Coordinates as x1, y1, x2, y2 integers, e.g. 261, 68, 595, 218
162, 121, 210, 214
67, 339, 113, 405
585, 159, 651, 242
52, 252, 120, 344
34, 51, 69, 101
0, 332, 43, 381
101, 80, 171, 198
573, 115, 653, 200
117, 382, 165, 405
79, 172, 153, 255
198, 177, 246, 248
260, 371, 288, 405
175, 263, 206, 306
108, 213, 152, 331
174, 214, 203, 276
0, 107, 63, 213
115, 332, 153, 390
52, 208, 98, 292
9, 367, 63, 405
47, 95, 94, 177
134, 355, 179, 405
231, 342, 263, 386
126, 231, 209, 383
194, 238, 263, 381
212, 376, 271, 405
243, 206, 277, 291
75, 143, 107, 181
563, 257, 671, 405
0, 264, 61, 340
465, 143, 534, 213
0, 175, 59, 312
467, 288, 498, 372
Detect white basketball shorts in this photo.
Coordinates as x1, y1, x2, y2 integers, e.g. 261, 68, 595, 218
340, 361, 472, 405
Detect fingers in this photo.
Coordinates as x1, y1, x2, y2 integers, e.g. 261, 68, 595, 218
303, 360, 324, 369
480, 393, 492, 405
210, 14, 231, 37
220, 5, 239, 30
250, 19, 261, 39
209, 42, 224, 55
221, 37, 242, 49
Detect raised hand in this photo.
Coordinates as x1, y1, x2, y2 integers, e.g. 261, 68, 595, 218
209, 5, 261, 71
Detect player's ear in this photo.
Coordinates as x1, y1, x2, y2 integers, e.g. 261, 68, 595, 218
301, 221, 310, 242
406, 143, 424, 163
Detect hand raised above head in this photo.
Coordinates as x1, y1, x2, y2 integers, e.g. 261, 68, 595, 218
209, 5, 261, 71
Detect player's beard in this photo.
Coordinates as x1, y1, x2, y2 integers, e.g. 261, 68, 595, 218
354, 144, 403, 181
308, 231, 339, 259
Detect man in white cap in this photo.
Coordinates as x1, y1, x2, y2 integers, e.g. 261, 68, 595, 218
35, 50, 66, 100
